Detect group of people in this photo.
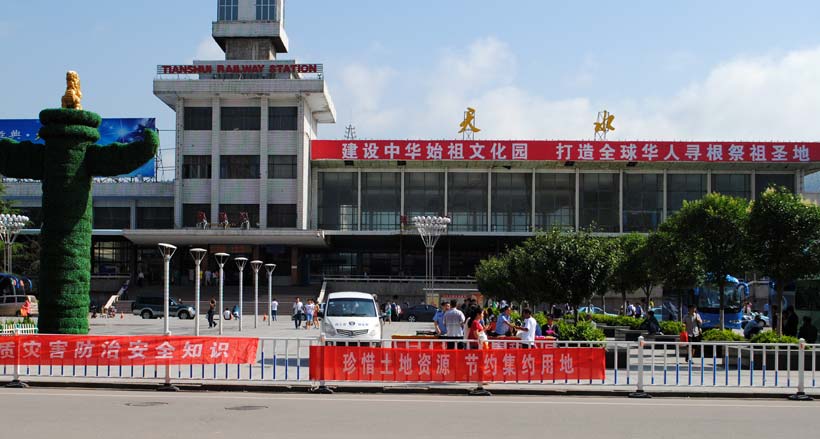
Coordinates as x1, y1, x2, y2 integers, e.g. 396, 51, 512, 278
291, 297, 320, 329
204, 297, 281, 328
429, 300, 549, 349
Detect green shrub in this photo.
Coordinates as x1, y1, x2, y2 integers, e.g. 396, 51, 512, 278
750, 331, 800, 344
556, 321, 606, 342
702, 329, 745, 342
659, 320, 684, 335
533, 312, 548, 327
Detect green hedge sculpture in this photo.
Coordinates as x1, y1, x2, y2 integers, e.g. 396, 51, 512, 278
0, 71, 158, 334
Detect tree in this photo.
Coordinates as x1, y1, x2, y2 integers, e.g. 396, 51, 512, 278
609, 233, 645, 313
669, 193, 749, 329
647, 228, 704, 320
475, 254, 516, 302
748, 187, 820, 335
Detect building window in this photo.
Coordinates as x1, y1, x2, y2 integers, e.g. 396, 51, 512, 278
220, 155, 260, 179
268, 106, 298, 130
535, 173, 574, 231
256, 0, 276, 20
221, 107, 261, 131
579, 173, 619, 233
492, 173, 531, 232
93, 207, 131, 229
183, 107, 212, 130
755, 173, 795, 197
268, 155, 296, 179
361, 172, 400, 231
405, 172, 444, 219
182, 204, 210, 228
92, 240, 132, 275
182, 155, 212, 179
136, 207, 173, 229
267, 204, 296, 228
218, 0, 238, 21
318, 172, 358, 230
667, 174, 706, 216
712, 174, 751, 200
219, 204, 259, 228
448, 172, 488, 232
623, 173, 663, 232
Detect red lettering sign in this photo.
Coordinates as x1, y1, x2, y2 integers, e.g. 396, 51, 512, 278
311, 140, 820, 163
0, 335, 258, 366
309, 346, 605, 383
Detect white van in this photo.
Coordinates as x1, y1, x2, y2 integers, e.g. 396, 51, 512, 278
321, 292, 382, 344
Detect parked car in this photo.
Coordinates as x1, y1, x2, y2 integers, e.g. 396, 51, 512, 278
400, 304, 439, 322
577, 306, 616, 316
321, 292, 382, 344
0, 295, 38, 317
131, 296, 196, 319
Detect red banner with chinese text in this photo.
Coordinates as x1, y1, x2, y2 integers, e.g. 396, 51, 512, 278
311, 140, 820, 163
0, 335, 258, 366
309, 346, 605, 382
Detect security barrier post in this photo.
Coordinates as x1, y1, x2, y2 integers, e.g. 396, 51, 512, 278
629, 336, 651, 398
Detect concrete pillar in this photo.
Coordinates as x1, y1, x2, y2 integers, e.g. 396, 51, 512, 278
210, 97, 221, 225
174, 99, 184, 228
259, 98, 269, 228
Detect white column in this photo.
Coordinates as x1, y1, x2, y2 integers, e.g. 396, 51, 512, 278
400, 169, 405, 218
259, 98, 269, 228
706, 169, 712, 193
174, 99, 184, 228
618, 170, 624, 234
210, 97, 221, 225
357, 170, 362, 231
574, 169, 580, 232
487, 170, 492, 232
531, 170, 536, 232
443, 169, 448, 216
662, 170, 668, 222
751, 170, 757, 201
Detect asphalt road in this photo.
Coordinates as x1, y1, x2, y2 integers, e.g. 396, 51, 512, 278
1, 388, 817, 438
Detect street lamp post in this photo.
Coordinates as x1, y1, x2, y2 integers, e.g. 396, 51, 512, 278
250, 260, 263, 329
265, 263, 276, 326
0, 214, 29, 273
157, 243, 177, 336
214, 252, 230, 335
189, 248, 207, 336
235, 257, 248, 332
412, 216, 451, 303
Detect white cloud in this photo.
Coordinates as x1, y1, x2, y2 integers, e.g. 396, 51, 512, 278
193, 37, 224, 62
329, 38, 820, 143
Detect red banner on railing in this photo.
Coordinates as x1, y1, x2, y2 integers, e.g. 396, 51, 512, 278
0, 335, 258, 366
310, 346, 605, 382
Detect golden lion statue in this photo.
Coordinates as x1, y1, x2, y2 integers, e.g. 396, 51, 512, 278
61, 71, 83, 110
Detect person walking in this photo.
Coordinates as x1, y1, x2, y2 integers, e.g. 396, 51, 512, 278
292, 297, 304, 329
784, 306, 799, 337
798, 316, 818, 343
683, 306, 703, 360
383, 302, 392, 324
207, 298, 216, 328
443, 299, 466, 349
313, 302, 321, 328
305, 299, 315, 330
433, 302, 449, 335
271, 298, 279, 321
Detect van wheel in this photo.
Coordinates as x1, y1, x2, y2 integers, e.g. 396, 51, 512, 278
407, 315, 417, 322
141, 310, 152, 319
178, 311, 190, 320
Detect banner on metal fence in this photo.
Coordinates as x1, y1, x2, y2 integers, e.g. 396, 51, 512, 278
310, 346, 605, 382
0, 335, 259, 366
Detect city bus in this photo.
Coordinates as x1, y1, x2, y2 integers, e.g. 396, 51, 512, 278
776, 280, 820, 328
662, 275, 749, 329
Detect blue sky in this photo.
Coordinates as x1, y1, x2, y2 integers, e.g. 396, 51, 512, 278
3, 1, 820, 178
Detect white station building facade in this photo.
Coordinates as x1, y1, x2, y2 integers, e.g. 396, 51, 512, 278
4, 0, 820, 295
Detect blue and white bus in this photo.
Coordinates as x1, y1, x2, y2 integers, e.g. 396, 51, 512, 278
662, 275, 749, 329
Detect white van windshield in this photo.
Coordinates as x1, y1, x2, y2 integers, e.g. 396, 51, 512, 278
326, 298, 377, 317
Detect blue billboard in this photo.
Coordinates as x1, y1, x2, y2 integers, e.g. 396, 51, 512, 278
0, 118, 157, 178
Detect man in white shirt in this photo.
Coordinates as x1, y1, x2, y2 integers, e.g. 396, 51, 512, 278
271, 299, 279, 321
293, 297, 304, 329
510, 309, 538, 348
443, 299, 466, 348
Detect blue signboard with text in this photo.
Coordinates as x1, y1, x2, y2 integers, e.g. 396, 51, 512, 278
0, 118, 157, 178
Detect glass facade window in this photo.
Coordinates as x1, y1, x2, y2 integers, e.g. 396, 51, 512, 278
712, 174, 751, 200
362, 253, 400, 276
623, 173, 663, 232
220, 107, 261, 131
667, 174, 707, 215
268, 155, 296, 179
220, 155, 260, 179
92, 240, 132, 275
183, 107, 212, 130
256, 0, 276, 20
755, 173, 795, 197
318, 173, 358, 230
136, 207, 173, 229
219, 204, 259, 228
404, 172, 444, 218
361, 172, 400, 231
535, 173, 574, 231
93, 207, 130, 229
182, 155, 212, 179
267, 204, 296, 228
182, 204, 210, 228
17, 207, 43, 228
448, 172, 488, 232
579, 173, 619, 232
218, 0, 238, 21
269, 107, 297, 130
492, 173, 531, 232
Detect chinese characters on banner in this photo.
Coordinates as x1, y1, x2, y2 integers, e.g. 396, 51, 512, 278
0, 335, 258, 366
309, 346, 605, 382
311, 140, 820, 163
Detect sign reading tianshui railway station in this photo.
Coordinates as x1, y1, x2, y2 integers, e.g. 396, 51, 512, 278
311, 140, 820, 163
157, 63, 321, 75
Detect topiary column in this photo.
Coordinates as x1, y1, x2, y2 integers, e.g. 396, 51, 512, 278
0, 71, 158, 334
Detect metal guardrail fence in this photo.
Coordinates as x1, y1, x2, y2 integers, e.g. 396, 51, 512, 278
1, 335, 817, 398
0, 325, 38, 336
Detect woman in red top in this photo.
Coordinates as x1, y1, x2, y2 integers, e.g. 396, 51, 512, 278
467, 307, 487, 349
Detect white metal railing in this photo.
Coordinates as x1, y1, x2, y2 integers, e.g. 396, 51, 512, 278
0, 324, 37, 336
1, 335, 816, 397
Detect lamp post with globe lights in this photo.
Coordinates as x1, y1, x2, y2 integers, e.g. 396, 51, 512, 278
412, 216, 451, 303
0, 213, 29, 273
234, 257, 248, 332
265, 263, 276, 326
214, 253, 230, 335
157, 243, 177, 336
189, 248, 207, 336
250, 260, 263, 328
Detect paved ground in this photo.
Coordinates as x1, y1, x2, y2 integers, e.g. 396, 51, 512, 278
0, 388, 817, 438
